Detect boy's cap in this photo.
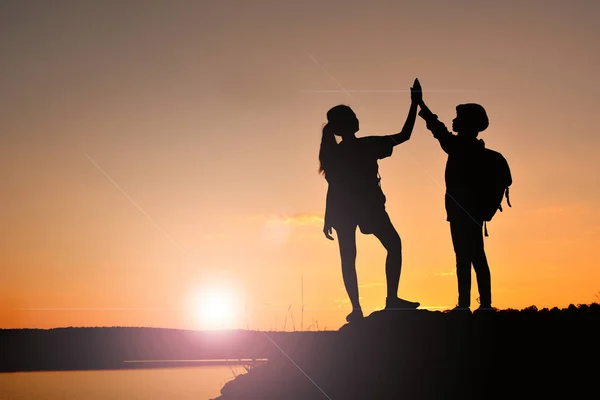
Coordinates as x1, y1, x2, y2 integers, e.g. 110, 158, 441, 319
456, 103, 489, 132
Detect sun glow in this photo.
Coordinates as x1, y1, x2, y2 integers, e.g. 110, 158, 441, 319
192, 287, 239, 330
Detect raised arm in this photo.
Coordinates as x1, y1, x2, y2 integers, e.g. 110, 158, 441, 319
388, 78, 421, 146
418, 100, 456, 154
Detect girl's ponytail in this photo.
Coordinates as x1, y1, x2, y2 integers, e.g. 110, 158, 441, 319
318, 123, 336, 175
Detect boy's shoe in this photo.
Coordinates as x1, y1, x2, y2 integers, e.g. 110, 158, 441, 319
385, 297, 420, 310
346, 309, 364, 322
445, 305, 471, 313
474, 305, 497, 313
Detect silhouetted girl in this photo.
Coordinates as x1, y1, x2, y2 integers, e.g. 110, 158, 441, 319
319, 79, 421, 322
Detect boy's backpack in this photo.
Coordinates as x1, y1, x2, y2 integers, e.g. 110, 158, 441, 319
477, 147, 512, 235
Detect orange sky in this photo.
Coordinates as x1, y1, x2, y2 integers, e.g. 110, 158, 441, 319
1, 1, 600, 330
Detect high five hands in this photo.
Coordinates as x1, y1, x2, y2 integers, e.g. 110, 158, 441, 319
411, 78, 422, 105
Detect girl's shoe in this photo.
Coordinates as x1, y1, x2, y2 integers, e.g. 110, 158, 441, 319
346, 309, 364, 322
385, 297, 420, 310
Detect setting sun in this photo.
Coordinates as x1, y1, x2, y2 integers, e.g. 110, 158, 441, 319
193, 288, 239, 330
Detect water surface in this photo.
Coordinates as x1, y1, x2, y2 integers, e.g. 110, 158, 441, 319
0, 366, 239, 400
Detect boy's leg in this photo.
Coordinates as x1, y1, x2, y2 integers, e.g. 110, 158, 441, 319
471, 223, 491, 307
450, 220, 473, 308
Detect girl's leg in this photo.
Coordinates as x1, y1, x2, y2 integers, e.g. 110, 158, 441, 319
336, 224, 360, 310
369, 215, 402, 299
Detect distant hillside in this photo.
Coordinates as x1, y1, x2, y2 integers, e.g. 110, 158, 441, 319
213, 304, 600, 399
0, 326, 333, 372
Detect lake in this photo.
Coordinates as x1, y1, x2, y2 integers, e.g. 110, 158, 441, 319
0, 366, 240, 400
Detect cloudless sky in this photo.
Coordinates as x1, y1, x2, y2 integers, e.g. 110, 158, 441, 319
1, 0, 600, 330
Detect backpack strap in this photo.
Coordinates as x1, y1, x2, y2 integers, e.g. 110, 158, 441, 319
484, 221, 489, 237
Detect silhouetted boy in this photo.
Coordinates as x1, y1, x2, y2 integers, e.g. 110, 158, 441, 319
418, 100, 495, 312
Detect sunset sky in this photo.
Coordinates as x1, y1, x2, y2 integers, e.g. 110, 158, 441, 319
2, 0, 600, 331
